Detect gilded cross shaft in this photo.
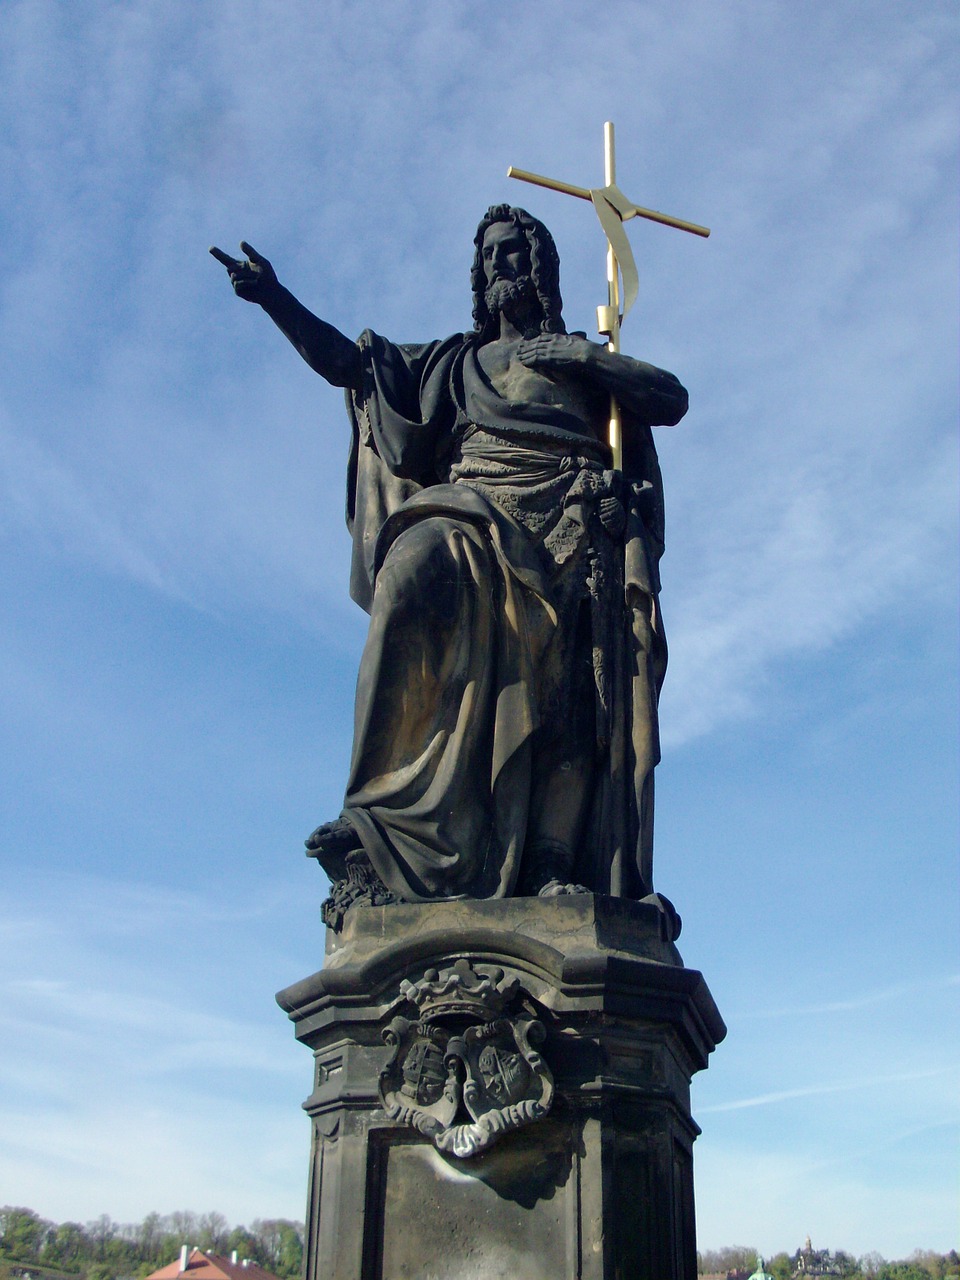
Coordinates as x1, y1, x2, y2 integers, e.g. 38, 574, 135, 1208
508, 121, 709, 469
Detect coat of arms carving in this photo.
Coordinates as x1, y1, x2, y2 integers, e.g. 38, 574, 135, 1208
378, 958, 554, 1158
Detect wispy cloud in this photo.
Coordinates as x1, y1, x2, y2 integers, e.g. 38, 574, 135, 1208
741, 974, 960, 1020
0, 874, 310, 1219
0, 1095, 306, 1223
699, 1067, 953, 1114
0, 417, 171, 593
0, 0, 956, 1249
4, 0, 953, 740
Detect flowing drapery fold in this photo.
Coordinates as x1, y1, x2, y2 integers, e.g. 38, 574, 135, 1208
335, 330, 669, 902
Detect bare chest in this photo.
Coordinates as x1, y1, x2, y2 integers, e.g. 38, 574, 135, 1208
477, 340, 599, 423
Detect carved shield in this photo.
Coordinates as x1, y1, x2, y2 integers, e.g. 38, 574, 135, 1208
476, 1039, 531, 1107
379, 961, 555, 1158
400, 1033, 449, 1107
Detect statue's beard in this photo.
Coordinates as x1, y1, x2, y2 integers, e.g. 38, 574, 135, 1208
485, 274, 538, 324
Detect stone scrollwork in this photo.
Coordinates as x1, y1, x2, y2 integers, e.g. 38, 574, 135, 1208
378, 958, 554, 1157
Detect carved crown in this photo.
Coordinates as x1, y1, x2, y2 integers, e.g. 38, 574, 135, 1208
399, 958, 520, 1023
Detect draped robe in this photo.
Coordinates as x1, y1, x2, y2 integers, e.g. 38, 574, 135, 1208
333, 328, 679, 904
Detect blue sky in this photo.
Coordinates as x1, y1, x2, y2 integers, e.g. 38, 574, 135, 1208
1, 0, 957, 1259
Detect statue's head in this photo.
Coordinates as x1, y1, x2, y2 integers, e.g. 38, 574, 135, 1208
470, 204, 565, 340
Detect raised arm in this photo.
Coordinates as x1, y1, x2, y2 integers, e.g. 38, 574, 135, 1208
516, 332, 687, 426
210, 242, 362, 391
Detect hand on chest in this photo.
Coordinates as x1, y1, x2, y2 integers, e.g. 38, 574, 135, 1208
478, 339, 595, 419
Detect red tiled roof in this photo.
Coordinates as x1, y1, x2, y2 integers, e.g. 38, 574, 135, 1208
145, 1249, 282, 1280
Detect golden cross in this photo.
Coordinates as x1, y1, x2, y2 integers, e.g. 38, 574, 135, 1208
508, 121, 709, 469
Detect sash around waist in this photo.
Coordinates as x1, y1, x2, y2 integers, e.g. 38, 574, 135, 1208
450, 426, 607, 492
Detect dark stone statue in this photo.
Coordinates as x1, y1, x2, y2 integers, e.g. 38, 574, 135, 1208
211, 205, 687, 929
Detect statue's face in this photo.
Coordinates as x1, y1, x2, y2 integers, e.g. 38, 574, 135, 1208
481, 220, 531, 286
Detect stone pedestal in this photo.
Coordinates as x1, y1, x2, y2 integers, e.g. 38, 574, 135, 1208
277, 895, 724, 1280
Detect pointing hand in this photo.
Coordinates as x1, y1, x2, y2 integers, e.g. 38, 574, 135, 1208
209, 241, 279, 303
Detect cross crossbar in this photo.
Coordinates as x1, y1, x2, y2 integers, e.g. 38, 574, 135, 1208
508, 122, 709, 468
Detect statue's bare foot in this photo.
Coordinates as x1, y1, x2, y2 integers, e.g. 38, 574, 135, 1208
305, 815, 360, 853
536, 878, 590, 898
305, 816, 362, 881
519, 842, 589, 898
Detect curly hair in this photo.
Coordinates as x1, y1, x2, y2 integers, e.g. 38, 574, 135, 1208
470, 204, 565, 340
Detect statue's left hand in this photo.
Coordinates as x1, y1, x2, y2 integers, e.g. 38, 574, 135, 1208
516, 333, 596, 372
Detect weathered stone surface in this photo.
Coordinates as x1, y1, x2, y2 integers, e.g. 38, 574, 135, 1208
377, 956, 555, 1158
212, 207, 687, 922
216, 195, 721, 1280
277, 896, 724, 1279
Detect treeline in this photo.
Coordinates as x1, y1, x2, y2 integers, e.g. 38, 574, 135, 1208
0, 1209, 303, 1280
697, 1246, 960, 1280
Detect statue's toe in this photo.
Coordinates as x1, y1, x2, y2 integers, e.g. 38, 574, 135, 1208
305, 815, 358, 853
536, 879, 590, 898
305, 815, 362, 881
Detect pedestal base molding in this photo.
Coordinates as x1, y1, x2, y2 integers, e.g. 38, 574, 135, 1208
277, 895, 725, 1280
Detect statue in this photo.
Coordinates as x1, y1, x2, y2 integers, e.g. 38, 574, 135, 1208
211, 203, 687, 929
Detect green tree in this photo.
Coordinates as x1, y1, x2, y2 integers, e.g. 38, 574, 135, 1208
165, 1213, 198, 1246
767, 1253, 793, 1280
134, 1213, 165, 1266
84, 1217, 116, 1263
0, 1208, 51, 1260
44, 1221, 87, 1269
85, 1263, 115, 1280
726, 1247, 759, 1276
197, 1215, 229, 1256
225, 1229, 258, 1265
249, 1222, 303, 1280
907, 1252, 947, 1279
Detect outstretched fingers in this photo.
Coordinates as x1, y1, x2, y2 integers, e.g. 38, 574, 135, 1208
209, 245, 241, 269
239, 240, 265, 264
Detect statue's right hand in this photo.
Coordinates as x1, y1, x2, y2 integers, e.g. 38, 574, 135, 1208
209, 241, 279, 303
